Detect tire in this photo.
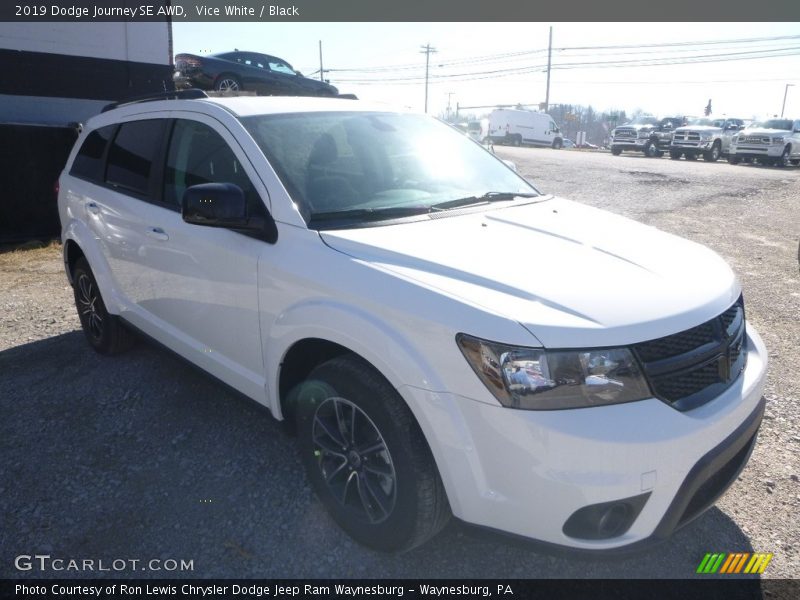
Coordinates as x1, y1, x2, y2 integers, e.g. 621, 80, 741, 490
72, 257, 135, 355
776, 146, 791, 168
669, 150, 682, 160
703, 142, 721, 162
513, 134, 522, 147
643, 140, 658, 158
728, 156, 741, 165
552, 138, 563, 150
295, 355, 450, 552
611, 147, 622, 156
214, 74, 241, 92
685, 152, 698, 161
790, 159, 800, 166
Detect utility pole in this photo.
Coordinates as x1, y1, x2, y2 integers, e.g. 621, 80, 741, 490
420, 43, 437, 114
544, 26, 552, 113
782, 83, 794, 118
318, 40, 324, 82
446, 92, 455, 119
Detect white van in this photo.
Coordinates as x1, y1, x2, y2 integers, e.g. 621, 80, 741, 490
488, 108, 564, 148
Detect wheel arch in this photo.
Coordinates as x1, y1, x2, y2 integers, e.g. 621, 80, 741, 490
266, 301, 450, 421
62, 221, 122, 314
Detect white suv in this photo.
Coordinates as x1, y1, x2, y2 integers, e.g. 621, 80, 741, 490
58, 92, 768, 553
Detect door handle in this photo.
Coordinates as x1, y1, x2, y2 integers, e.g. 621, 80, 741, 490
86, 202, 100, 215
145, 227, 169, 241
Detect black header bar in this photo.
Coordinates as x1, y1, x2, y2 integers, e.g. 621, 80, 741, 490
3, 0, 800, 22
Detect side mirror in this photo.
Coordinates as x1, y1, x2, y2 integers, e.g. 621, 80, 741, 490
182, 183, 249, 228
182, 183, 279, 242
294, 70, 303, 76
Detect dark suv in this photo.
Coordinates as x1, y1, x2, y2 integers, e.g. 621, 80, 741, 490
174, 51, 339, 97
611, 116, 688, 158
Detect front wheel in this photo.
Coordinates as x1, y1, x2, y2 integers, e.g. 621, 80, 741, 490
728, 155, 741, 165
611, 147, 622, 156
776, 146, 791, 168
669, 150, 682, 160
72, 258, 135, 354
643, 140, 658, 158
552, 138, 563, 150
703, 142, 721, 162
295, 355, 450, 552
685, 152, 698, 161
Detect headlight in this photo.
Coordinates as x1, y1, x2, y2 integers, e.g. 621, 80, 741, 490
700, 132, 713, 140
456, 334, 651, 410
732, 135, 739, 143
772, 136, 785, 144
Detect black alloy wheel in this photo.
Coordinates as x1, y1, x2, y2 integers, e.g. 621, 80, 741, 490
295, 355, 450, 552
72, 257, 134, 354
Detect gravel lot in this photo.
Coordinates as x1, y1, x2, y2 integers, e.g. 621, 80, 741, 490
1, 149, 798, 580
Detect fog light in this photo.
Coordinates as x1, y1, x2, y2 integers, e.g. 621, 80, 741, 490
563, 493, 650, 540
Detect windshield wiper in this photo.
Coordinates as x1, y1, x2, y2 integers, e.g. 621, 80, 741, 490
430, 191, 538, 211
309, 205, 432, 223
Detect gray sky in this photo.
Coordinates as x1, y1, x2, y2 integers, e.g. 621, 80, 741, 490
173, 22, 800, 119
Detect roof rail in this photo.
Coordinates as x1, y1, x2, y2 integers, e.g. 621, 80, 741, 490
101, 89, 209, 113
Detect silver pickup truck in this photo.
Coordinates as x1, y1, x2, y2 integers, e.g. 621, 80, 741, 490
669, 117, 745, 162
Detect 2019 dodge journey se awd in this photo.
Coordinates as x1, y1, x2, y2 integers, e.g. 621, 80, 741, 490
58, 90, 768, 552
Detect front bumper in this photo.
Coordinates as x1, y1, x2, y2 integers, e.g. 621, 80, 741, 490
403, 326, 768, 551
612, 138, 647, 148
671, 141, 714, 151
730, 145, 784, 159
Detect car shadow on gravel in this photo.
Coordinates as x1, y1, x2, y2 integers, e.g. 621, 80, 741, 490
0, 332, 766, 580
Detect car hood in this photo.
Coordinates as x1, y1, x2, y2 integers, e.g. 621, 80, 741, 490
676, 125, 721, 132
739, 128, 791, 136
319, 197, 740, 348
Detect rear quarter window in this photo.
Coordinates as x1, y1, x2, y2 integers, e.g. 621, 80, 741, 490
70, 125, 116, 183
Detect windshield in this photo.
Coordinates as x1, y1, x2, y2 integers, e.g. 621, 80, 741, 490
626, 116, 659, 126
687, 118, 725, 127
752, 119, 792, 130
242, 111, 538, 229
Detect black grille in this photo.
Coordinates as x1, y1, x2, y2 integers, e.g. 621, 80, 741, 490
633, 296, 747, 411
635, 322, 716, 362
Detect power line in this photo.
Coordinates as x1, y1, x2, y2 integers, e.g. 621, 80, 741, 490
332, 46, 800, 85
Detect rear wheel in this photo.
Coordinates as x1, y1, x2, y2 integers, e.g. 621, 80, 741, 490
72, 258, 135, 355
295, 355, 450, 552
643, 140, 658, 158
214, 74, 241, 92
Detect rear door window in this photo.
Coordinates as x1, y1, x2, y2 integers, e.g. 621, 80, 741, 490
105, 120, 165, 196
